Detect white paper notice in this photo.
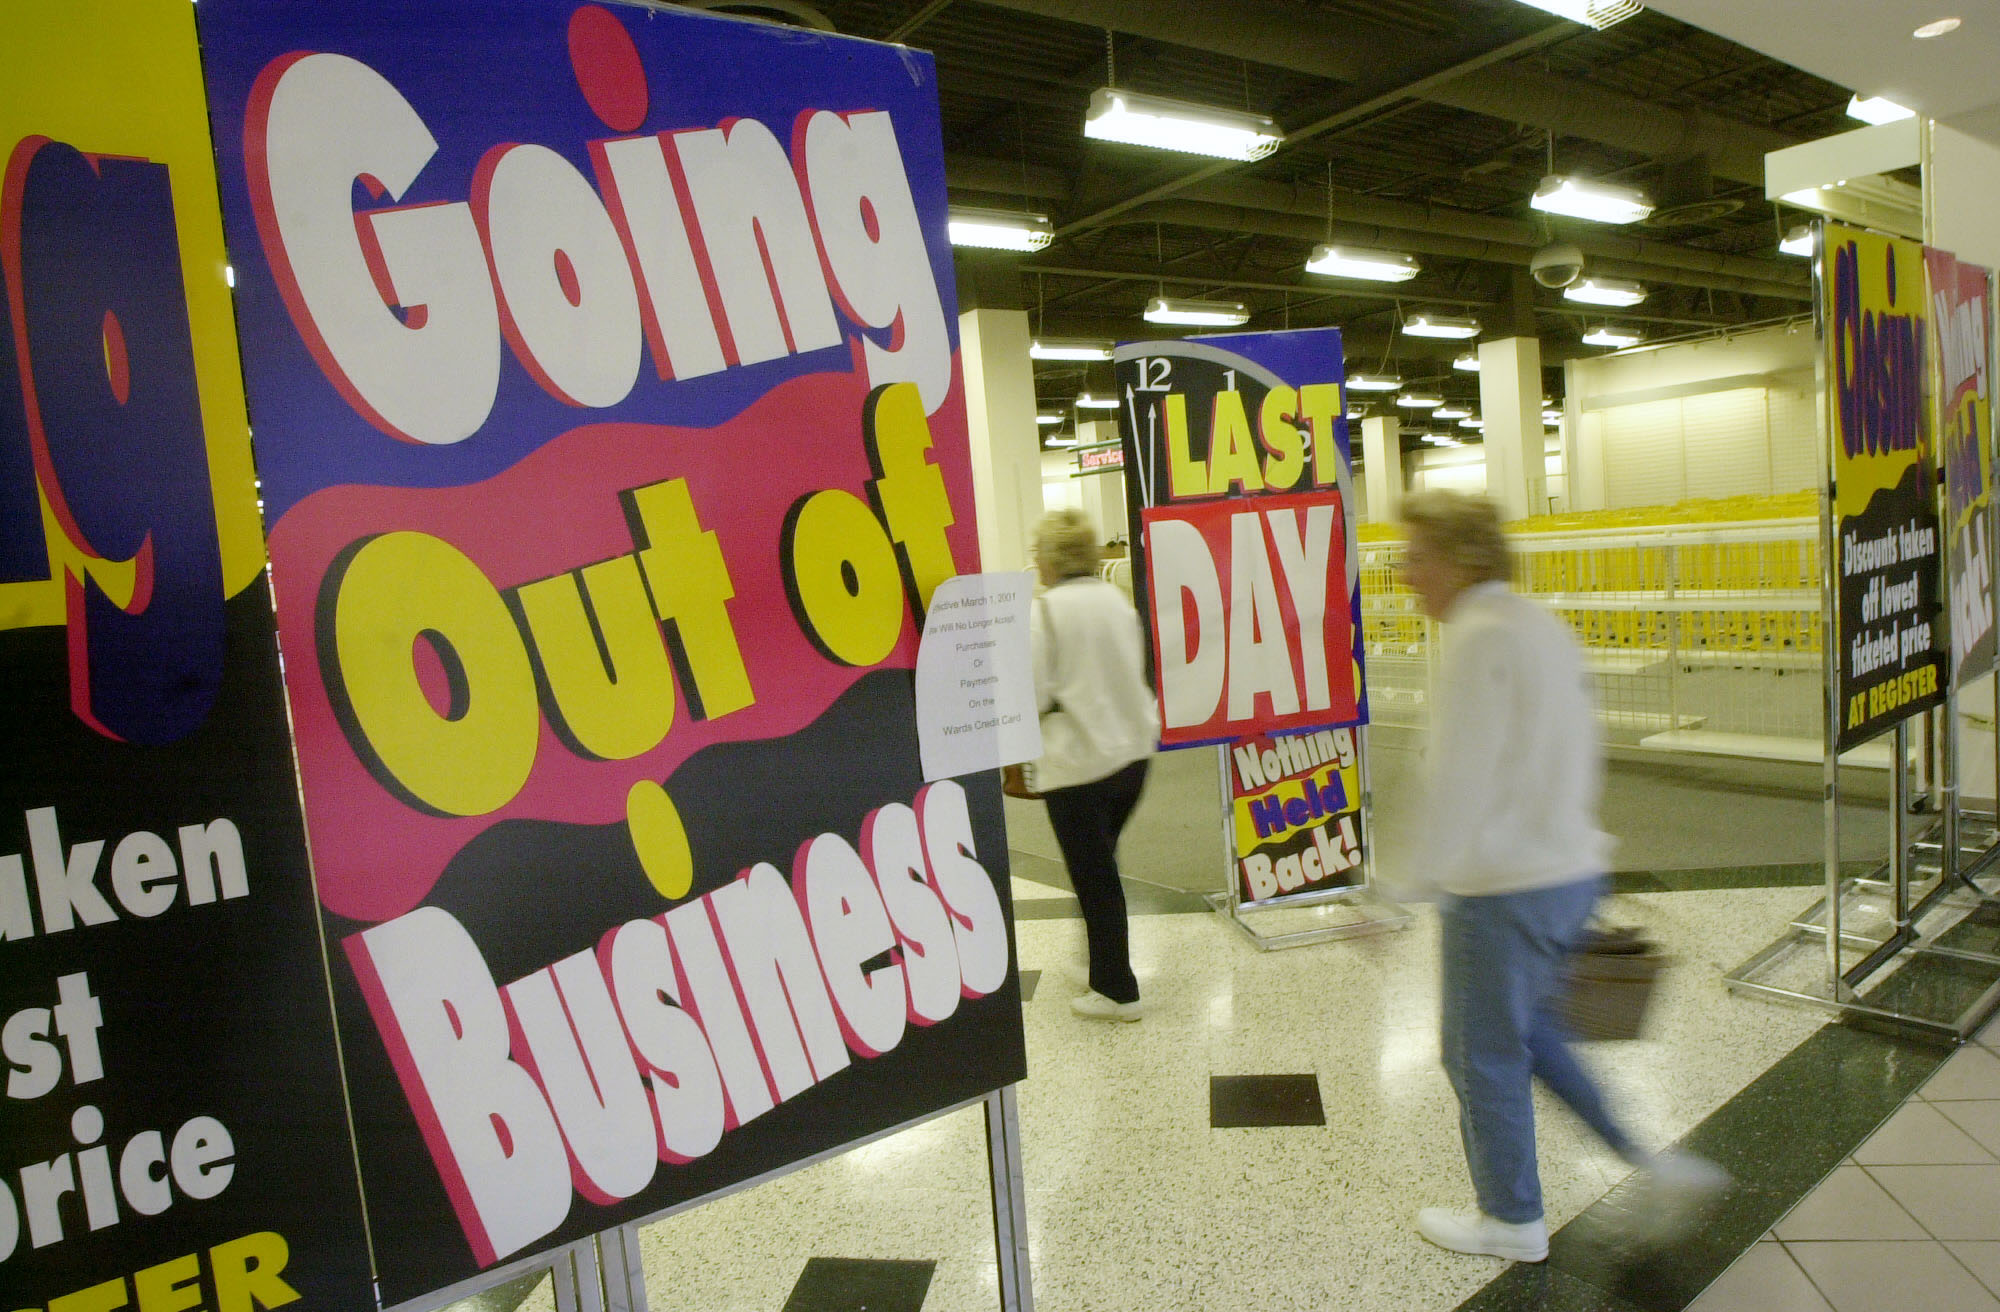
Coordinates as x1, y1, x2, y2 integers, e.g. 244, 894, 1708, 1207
916, 572, 1040, 782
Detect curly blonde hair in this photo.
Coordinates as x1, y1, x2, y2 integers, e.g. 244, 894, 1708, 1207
1034, 508, 1102, 580
1399, 490, 1511, 584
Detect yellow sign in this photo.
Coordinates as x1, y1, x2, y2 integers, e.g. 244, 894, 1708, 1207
0, 0, 261, 636
1826, 222, 1932, 520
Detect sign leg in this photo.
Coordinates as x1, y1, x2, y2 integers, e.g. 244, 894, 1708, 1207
552, 1243, 607, 1312
599, 1225, 650, 1312
985, 1085, 1035, 1312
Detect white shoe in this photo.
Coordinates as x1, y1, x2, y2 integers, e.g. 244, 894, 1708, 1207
1628, 1150, 1730, 1243
1415, 1207, 1549, 1262
1070, 990, 1145, 1021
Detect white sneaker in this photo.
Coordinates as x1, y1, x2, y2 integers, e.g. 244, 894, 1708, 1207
1070, 990, 1145, 1022
1628, 1150, 1730, 1243
1415, 1207, 1549, 1262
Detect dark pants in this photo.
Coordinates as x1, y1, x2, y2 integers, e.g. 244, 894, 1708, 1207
1044, 758, 1150, 1004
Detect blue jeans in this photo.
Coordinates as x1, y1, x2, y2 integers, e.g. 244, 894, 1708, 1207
1439, 876, 1637, 1223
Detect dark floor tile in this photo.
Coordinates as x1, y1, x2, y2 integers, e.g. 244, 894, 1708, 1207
782, 1257, 934, 1312
1611, 861, 1876, 895
1859, 949, 2000, 1023
1931, 904, 2000, 960
1019, 969, 1040, 1001
1453, 1260, 1647, 1312
1209, 1073, 1325, 1127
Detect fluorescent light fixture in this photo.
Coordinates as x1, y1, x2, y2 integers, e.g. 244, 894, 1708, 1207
1075, 392, 1120, 409
1581, 324, 1645, 348
1305, 244, 1421, 282
1452, 351, 1480, 372
1507, 0, 1643, 30
1780, 182, 1854, 207
1543, 409, 1563, 422
1403, 311, 1481, 339
1346, 405, 1368, 420
1045, 433, 1081, 447
1029, 338, 1113, 361
1347, 372, 1402, 392
1563, 276, 1648, 307
1084, 87, 1282, 162
1847, 95, 1915, 125
1914, 17, 1961, 38
1036, 413, 1064, 426
1458, 417, 1484, 430
1422, 433, 1461, 446
1396, 391, 1444, 408
946, 206, 1053, 252
1780, 225, 1814, 257
1531, 174, 1654, 224
1433, 405, 1472, 420
1143, 296, 1250, 326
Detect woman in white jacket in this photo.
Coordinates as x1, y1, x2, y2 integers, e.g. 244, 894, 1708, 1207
1030, 510, 1160, 1021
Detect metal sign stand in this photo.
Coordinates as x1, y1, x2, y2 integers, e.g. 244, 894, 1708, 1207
1725, 236, 2000, 1041
1205, 725, 1412, 951
398, 1086, 1037, 1312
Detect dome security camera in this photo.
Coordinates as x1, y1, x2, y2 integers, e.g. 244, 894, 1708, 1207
1530, 243, 1585, 289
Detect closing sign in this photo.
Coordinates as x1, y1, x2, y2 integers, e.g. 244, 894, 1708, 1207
1143, 490, 1358, 745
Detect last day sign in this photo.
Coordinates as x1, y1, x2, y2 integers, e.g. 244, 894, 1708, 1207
1117, 330, 1367, 748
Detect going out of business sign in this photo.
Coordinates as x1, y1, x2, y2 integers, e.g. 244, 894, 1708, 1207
196, 0, 1025, 1301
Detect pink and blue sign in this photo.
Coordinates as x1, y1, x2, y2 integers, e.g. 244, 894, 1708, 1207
198, 0, 1024, 1300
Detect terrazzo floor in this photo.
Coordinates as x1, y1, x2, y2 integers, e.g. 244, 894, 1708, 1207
493, 877, 1834, 1312
451, 743, 1991, 1312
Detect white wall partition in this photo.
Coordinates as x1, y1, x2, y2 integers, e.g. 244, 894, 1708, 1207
1566, 322, 1818, 510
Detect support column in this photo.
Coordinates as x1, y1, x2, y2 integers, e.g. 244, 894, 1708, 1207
959, 308, 1045, 572
1477, 335, 1546, 520
1360, 415, 1402, 523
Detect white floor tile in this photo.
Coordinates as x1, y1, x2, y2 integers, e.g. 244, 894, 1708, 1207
1773, 1165, 1928, 1241
1686, 1241, 1833, 1312
1948, 1243, 2000, 1299
1939, 1101, 2000, 1157
1924, 1046, 2000, 1101
1786, 1240, 2000, 1312
1868, 1165, 2000, 1240
1854, 1101, 1998, 1165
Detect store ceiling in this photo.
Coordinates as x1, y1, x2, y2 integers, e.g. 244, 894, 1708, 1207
682, 0, 1872, 445
1645, 1, 2000, 146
